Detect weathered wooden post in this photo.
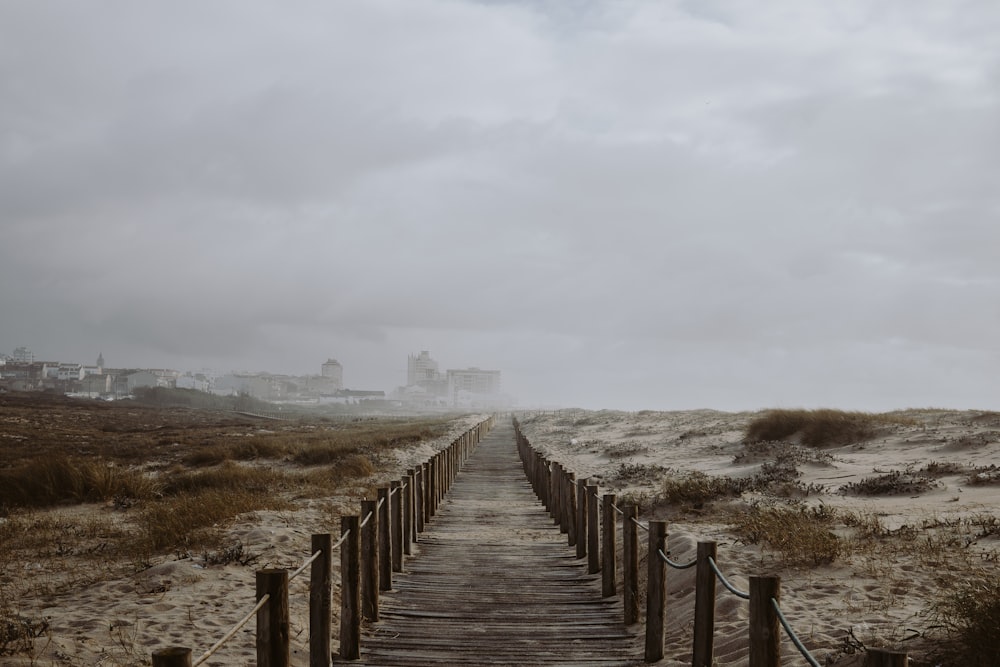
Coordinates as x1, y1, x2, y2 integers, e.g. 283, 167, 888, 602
390, 480, 403, 572
866, 649, 909, 666
692, 541, 717, 667
152, 648, 191, 667
623, 505, 639, 625
360, 500, 379, 621
403, 470, 415, 552
566, 471, 577, 547
601, 494, 617, 598
422, 461, 432, 523
576, 478, 588, 559
587, 485, 600, 574
256, 569, 290, 667
377, 488, 392, 591
309, 533, 332, 667
414, 466, 425, 534
339, 516, 361, 661
749, 575, 780, 667
644, 520, 667, 663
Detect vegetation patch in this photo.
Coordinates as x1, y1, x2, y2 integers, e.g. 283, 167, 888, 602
745, 409, 909, 447
968, 465, 1000, 486
930, 573, 1000, 666
732, 504, 843, 566
0, 457, 161, 509
840, 471, 939, 496
661, 470, 750, 508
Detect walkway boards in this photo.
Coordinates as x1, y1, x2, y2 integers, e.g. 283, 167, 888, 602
353, 422, 640, 666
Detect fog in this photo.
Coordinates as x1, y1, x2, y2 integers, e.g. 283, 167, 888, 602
2, 2, 998, 410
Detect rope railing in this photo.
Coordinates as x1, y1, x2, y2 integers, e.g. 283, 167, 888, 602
658, 548, 696, 570
192, 594, 270, 666
773, 598, 823, 667
707, 555, 750, 600
149, 414, 499, 667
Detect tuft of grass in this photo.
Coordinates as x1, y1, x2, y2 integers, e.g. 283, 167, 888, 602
732, 504, 842, 566
930, 574, 1000, 666
661, 470, 750, 507
840, 471, 938, 496
745, 409, 909, 447
0, 457, 161, 508
967, 465, 1000, 486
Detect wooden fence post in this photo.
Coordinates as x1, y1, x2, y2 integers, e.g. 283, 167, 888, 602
422, 461, 432, 524
623, 505, 639, 625
256, 569, 289, 667
866, 648, 909, 666
377, 488, 392, 591
360, 500, 379, 621
152, 648, 191, 667
339, 516, 361, 661
644, 520, 667, 663
566, 472, 577, 547
692, 541, 717, 667
403, 471, 414, 553
415, 466, 425, 534
749, 575, 780, 667
576, 478, 588, 559
309, 533, 332, 667
602, 494, 617, 598
390, 481, 403, 572
587, 485, 600, 574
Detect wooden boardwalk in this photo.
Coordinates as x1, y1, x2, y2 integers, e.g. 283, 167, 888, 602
353, 422, 641, 666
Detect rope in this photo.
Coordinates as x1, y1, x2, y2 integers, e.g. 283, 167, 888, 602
377, 497, 385, 510
631, 517, 650, 533
360, 511, 374, 528
610, 502, 626, 516
331, 529, 351, 551
288, 550, 322, 582
772, 598, 822, 667
658, 548, 696, 569
707, 556, 750, 600
193, 593, 270, 666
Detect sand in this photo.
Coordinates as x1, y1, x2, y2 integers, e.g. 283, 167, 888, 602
4, 408, 998, 666
515, 408, 1000, 666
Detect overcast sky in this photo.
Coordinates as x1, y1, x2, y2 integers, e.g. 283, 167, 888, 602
2, 1, 998, 411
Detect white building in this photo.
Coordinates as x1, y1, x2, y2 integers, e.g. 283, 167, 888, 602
446, 367, 502, 407
320, 359, 344, 391
11, 346, 33, 363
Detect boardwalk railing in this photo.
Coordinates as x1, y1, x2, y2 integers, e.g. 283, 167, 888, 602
513, 418, 910, 667
151, 415, 497, 667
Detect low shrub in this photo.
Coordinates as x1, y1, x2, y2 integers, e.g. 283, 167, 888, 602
967, 465, 1000, 486
661, 470, 750, 507
930, 574, 1000, 666
732, 504, 842, 566
0, 458, 160, 508
745, 409, 905, 447
840, 471, 938, 496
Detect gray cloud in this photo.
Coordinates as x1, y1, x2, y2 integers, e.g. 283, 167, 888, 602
2, 0, 999, 410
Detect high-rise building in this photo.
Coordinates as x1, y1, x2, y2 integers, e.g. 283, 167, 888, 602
11, 346, 33, 363
407, 351, 440, 387
321, 358, 344, 391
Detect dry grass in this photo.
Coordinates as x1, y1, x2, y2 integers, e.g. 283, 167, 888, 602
930, 575, 1000, 666
660, 470, 750, 508
745, 408, 911, 447
0, 457, 162, 509
732, 504, 843, 566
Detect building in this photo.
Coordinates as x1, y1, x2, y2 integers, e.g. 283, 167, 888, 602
446, 367, 502, 397
407, 351, 440, 387
320, 359, 344, 391
11, 346, 34, 363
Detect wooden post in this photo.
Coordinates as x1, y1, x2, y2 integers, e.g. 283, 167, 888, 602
644, 520, 667, 663
415, 466, 425, 534
152, 648, 191, 667
377, 488, 392, 591
360, 500, 379, 621
309, 533, 332, 667
403, 471, 414, 553
390, 481, 403, 572
422, 461, 432, 524
601, 494, 617, 598
587, 485, 600, 574
692, 541, 717, 667
749, 575, 780, 667
623, 505, 639, 625
576, 478, 588, 559
339, 516, 361, 661
256, 569, 290, 667
866, 649, 909, 666
566, 472, 577, 547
